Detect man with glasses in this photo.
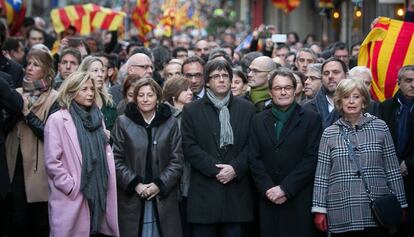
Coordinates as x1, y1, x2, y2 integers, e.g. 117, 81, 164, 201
331, 42, 350, 67
110, 52, 154, 105
303, 63, 322, 101
295, 48, 317, 74
248, 56, 278, 112
182, 56, 206, 100
303, 58, 348, 129
182, 59, 255, 237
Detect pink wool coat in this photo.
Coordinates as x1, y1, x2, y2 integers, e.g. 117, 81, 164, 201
44, 109, 119, 237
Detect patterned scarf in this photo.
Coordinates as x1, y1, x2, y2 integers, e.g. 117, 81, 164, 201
206, 89, 234, 148
22, 78, 50, 108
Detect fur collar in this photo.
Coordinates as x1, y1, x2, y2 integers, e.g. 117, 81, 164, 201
124, 102, 171, 128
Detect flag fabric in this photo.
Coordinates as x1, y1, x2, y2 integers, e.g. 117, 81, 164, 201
272, 0, 301, 13
358, 17, 414, 102
131, 0, 154, 39
318, 0, 334, 9
50, 4, 126, 36
235, 33, 253, 52
0, 0, 26, 36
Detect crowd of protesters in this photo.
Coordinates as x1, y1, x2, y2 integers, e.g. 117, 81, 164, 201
0, 2, 414, 237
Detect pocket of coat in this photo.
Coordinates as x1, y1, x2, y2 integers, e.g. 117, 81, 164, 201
327, 190, 351, 227
67, 177, 77, 200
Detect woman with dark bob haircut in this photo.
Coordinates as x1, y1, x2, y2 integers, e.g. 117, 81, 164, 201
312, 79, 407, 236
112, 78, 183, 237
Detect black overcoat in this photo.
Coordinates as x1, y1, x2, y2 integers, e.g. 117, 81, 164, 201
379, 96, 414, 223
249, 105, 322, 237
181, 95, 255, 223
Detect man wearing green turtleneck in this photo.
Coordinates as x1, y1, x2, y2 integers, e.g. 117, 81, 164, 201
247, 56, 278, 112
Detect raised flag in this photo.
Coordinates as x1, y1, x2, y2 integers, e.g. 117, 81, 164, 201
272, 0, 301, 13
50, 4, 125, 36
0, 0, 26, 36
358, 17, 414, 101
131, 0, 154, 39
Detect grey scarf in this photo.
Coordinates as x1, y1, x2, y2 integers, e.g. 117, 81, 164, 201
206, 89, 234, 147
69, 102, 109, 234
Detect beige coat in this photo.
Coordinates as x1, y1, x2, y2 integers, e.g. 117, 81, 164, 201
6, 88, 58, 202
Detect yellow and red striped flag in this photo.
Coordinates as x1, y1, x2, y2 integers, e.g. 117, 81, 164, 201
358, 17, 414, 102
50, 4, 125, 36
319, 0, 334, 8
272, 0, 301, 13
131, 0, 154, 39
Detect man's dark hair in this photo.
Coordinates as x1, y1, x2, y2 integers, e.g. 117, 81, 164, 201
220, 43, 234, 57
60, 47, 82, 65
240, 51, 262, 74
208, 48, 232, 65
2, 38, 22, 51
204, 59, 233, 84
331, 42, 348, 55
25, 26, 46, 40
275, 43, 290, 51
127, 41, 144, 55
268, 69, 297, 90
321, 57, 348, 74
130, 46, 152, 59
152, 45, 172, 71
181, 56, 205, 73
172, 46, 188, 58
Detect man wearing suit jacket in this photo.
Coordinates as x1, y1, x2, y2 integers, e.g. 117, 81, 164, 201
181, 59, 255, 237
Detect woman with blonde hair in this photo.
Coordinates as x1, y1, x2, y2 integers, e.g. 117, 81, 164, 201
312, 79, 406, 236
44, 71, 119, 237
5, 46, 60, 236
78, 55, 117, 131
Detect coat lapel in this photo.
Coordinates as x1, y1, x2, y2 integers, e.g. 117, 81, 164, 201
201, 99, 220, 148
62, 110, 82, 163
263, 110, 278, 147
276, 107, 302, 147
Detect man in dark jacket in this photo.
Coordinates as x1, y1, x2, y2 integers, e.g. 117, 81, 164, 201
303, 58, 347, 129
0, 21, 25, 88
0, 72, 23, 236
181, 59, 255, 237
379, 65, 414, 237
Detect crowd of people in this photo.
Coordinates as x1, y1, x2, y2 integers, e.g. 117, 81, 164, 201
0, 3, 414, 237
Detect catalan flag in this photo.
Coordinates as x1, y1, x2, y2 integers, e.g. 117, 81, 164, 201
272, 0, 301, 13
0, 0, 26, 36
318, 0, 334, 9
50, 4, 126, 36
131, 0, 154, 39
358, 17, 414, 102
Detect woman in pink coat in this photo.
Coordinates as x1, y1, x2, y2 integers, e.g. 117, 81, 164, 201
44, 71, 119, 237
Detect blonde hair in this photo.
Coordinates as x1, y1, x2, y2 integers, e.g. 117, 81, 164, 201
334, 79, 371, 115
77, 55, 114, 106
58, 71, 98, 108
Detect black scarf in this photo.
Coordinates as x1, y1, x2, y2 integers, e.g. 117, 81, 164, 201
396, 91, 414, 156
69, 102, 109, 233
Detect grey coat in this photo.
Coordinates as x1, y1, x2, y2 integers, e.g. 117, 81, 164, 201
112, 103, 183, 237
312, 115, 407, 233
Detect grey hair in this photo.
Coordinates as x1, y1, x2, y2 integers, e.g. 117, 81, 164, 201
349, 66, 373, 80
